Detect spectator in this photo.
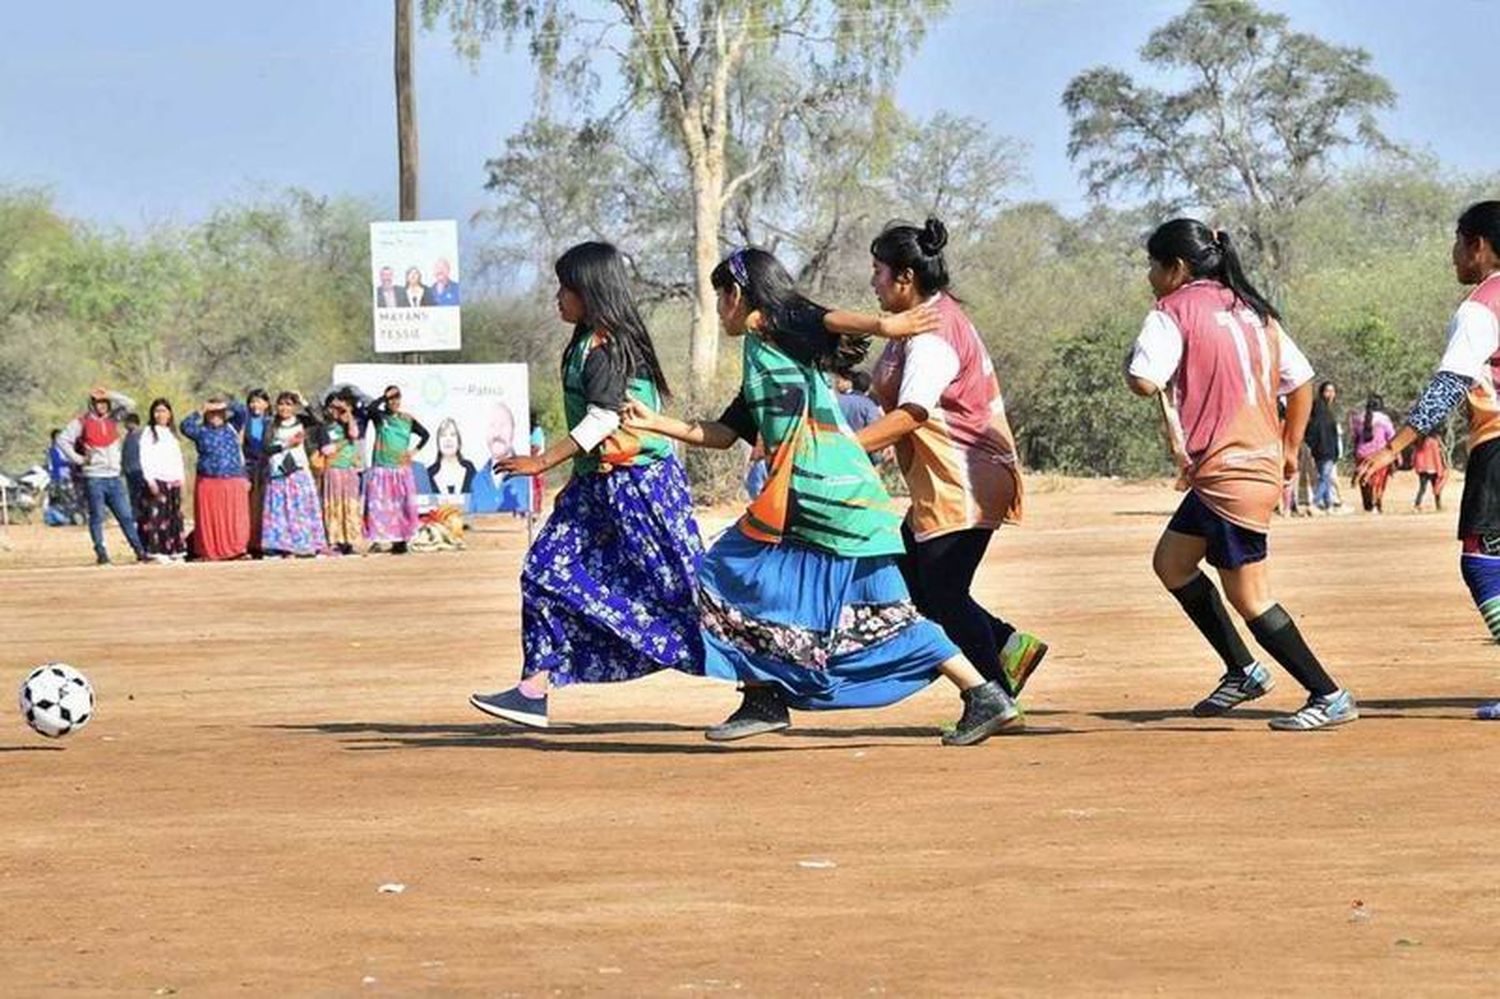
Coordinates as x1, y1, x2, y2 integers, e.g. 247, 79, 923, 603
57, 388, 146, 565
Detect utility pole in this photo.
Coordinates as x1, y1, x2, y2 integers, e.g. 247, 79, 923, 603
394, 0, 421, 362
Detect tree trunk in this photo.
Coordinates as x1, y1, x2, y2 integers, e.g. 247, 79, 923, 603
395, 0, 418, 222
688, 160, 722, 403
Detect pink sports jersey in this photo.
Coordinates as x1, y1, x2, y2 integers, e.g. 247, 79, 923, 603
1155, 281, 1289, 533
1462, 275, 1500, 453
871, 293, 1022, 541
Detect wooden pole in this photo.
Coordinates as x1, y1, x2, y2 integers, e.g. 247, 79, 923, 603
395, 0, 418, 223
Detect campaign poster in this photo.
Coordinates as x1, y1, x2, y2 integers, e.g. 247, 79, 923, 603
369, 220, 462, 353
331, 363, 535, 514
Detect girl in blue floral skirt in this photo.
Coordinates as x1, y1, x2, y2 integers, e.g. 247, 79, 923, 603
468, 242, 704, 728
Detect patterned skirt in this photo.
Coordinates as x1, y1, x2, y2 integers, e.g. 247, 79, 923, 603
699, 528, 957, 710
365, 465, 419, 543
521, 457, 704, 685
322, 467, 363, 546
138, 481, 186, 557
190, 475, 250, 561
262, 469, 328, 555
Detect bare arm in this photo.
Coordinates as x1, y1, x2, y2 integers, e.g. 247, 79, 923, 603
856, 405, 925, 453
623, 400, 739, 450
823, 302, 941, 340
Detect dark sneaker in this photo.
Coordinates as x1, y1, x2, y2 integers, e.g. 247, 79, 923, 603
942, 680, 1023, 746
95, 553, 112, 566
469, 687, 548, 728
705, 687, 790, 742
1192, 662, 1274, 717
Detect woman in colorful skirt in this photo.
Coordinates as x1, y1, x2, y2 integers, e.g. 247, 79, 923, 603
468, 241, 704, 729
260, 391, 328, 558
318, 389, 365, 555
625, 247, 1021, 746
364, 386, 429, 555
1356, 201, 1500, 718
1349, 394, 1396, 513
1412, 434, 1448, 512
181, 397, 252, 561
242, 388, 272, 558
136, 397, 188, 561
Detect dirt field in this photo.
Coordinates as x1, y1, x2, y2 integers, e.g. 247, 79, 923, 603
2, 477, 1497, 996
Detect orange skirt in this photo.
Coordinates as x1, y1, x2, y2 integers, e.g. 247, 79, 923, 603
191, 476, 251, 561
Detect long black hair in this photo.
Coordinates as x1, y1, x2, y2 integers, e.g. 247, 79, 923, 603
554, 241, 670, 399
146, 397, 175, 443
1458, 201, 1500, 257
1146, 219, 1280, 323
710, 248, 868, 372
870, 217, 951, 298
1361, 393, 1385, 444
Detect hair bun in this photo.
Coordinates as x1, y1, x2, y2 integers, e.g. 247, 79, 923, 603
918, 217, 948, 255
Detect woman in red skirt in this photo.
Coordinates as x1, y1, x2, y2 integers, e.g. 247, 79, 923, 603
181, 397, 252, 561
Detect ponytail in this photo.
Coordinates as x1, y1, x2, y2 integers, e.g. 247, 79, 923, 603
1145, 219, 1280, 323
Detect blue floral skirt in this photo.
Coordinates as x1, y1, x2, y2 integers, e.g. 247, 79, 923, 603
521, 457, 704, 685
699, 529, 958, 710
262, 469, 328, 556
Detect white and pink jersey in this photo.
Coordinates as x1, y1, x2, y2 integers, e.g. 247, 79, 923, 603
1436, 272, 1500, 453
1129, 280, 1314, 532
871, 293, 1022, 541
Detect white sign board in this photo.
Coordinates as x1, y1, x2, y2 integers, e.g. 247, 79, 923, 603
369, 220, 462, 353
332, 363, 533, 513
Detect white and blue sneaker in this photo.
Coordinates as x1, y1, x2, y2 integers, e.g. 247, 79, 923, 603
1476, 702, 1500, 721
1267, 689, 1358, 731
470, 687, 548, 728
1192, 662, 1274, 717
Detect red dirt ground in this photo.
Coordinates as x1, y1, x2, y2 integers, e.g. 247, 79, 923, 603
2, 477, 1497, 996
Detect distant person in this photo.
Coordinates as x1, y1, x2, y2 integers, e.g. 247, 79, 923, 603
45, 428, 80, 524
427, 416, 477, 498
136, 398, 188, 561
374, 266, 402, 308
364, 385, 430, 554
57, 387, 147, 566
1306, 380, 1342, 512
121, 412, 145, 512
1412, 434, 1448, 512
243, 388, 273, 557
429, 258, 460, 306
180, 396, 251, 561
528, 410, 546, 514
835, 368, 882, 433
1350, 394, 1396, 513
260, 391, 327, 558
317, 390, 365, 556
401, 266, 432, 308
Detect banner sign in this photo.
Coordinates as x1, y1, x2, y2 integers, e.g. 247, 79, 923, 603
369, 220, 462, 353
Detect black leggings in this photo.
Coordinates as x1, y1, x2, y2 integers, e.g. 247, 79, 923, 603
898, 523, 1014, 681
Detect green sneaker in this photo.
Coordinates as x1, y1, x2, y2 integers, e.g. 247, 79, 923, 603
999, 631, 1049, 696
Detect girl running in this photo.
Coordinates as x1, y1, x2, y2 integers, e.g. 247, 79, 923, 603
136, 398, 188, 561
260, 391, 328, 558
468, 241, 705, 728
318, 389, 366, 555
1350, 394, 1396, 513
181, 397, 252, 561
624, 247, 1021, 745
1126, 219, 1357, 730
859, 217, 1049, 698
364, 386, 429, 554
1355, 201, 1500, 718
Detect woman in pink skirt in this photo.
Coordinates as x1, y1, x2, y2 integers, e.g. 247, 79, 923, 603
363, 386, 429, 554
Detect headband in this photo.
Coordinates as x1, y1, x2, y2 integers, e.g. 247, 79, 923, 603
727, 248, 749, 288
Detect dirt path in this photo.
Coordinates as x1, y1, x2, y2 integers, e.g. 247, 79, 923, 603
2, 479, 1497, 996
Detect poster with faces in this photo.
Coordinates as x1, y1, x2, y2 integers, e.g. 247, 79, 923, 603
332, 363, 531, 513
369, 220, 462, 353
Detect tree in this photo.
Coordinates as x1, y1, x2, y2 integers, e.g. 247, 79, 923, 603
1062, 0, 1399, 285
424, 0, 948, 400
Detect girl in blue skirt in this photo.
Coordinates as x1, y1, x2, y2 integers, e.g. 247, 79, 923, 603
469, 242, 704, 728
625, 248, 1020, 745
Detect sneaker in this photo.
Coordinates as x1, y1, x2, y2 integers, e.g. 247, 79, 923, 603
942, 680, 1023, 746
1476, 702, 1500, 720
704, 687, 790, 742
999, 631, 1049, 696
1267, 689, 1358, 731
469, 687, 548, 728
1192, 662, 1274, 717
95, 553, 111, 566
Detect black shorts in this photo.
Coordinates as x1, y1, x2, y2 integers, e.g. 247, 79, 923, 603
1459, 437, 1500, 538
1167, 490, 1268, 570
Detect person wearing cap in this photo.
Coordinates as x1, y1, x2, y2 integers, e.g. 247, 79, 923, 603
56, 387, 146, 565
181, 396, 251, 560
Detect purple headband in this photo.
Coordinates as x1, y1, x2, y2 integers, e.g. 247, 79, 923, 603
727, 248, 749, 288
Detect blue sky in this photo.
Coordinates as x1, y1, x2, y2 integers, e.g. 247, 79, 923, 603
2, 0, 1494, 251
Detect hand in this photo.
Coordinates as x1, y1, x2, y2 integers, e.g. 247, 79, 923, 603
1354, 446, 1397, 487
148, 481, 161, 498
496, 455, 546, 477
1282, 447, 1299, 485
878, 303, 941, 338
621, 398, 658, 432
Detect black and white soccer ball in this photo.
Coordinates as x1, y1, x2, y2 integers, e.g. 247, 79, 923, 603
18, 663, 94, 738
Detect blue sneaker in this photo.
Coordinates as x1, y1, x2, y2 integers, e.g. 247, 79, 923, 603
1192, 662, 1274, 717
1267, 689, 1358, 731
1476, 702, 1500, 720
470, 687, 548, 728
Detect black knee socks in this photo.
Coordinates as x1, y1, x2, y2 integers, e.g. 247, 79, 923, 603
1169, 573, 1255, 675
1247, 604, 1338, 697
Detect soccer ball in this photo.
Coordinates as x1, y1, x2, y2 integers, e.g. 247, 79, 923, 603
18, 663, 95, 738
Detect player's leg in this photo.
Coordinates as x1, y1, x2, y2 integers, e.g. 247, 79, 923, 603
1460, 537, 1500, 719
937, 654, 1022, 746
